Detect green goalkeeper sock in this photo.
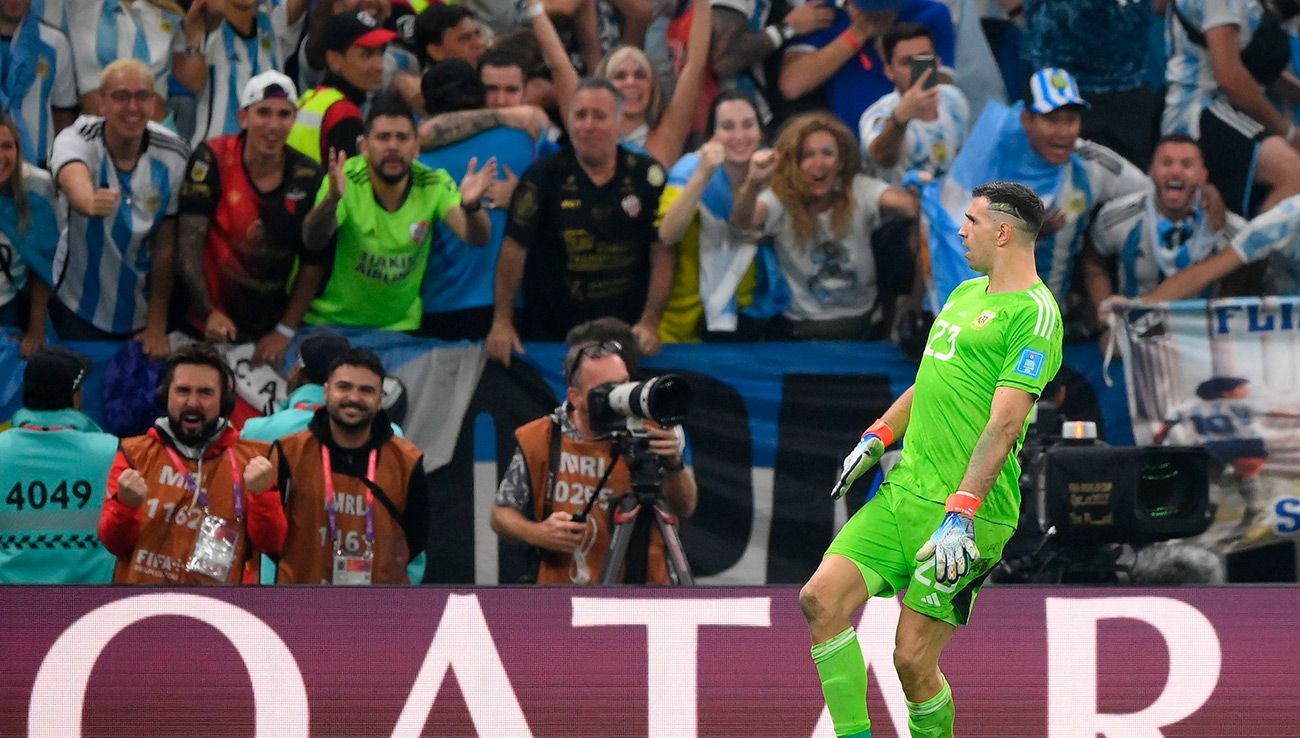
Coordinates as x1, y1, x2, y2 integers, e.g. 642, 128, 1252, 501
811, 627, 871, 737
905, 673, 954, 738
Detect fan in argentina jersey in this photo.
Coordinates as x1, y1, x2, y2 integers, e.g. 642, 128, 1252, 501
807, 182, 1061, 738
47, 60, 188, 354
189, 0, 307, 147
1086, 133, 1246, 300
1143, 191, 1300, 302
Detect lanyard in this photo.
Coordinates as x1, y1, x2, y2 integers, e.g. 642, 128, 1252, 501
320, 446, 378, 550
162, 444, 245, 518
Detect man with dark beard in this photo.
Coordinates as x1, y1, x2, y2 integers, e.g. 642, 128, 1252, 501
98, 343, 288, 584
270, 349, 430, 584
300, 91, 495, 331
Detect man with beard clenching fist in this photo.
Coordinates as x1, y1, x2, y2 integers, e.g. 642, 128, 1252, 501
98, 343, 287, 584
268, 349, 430, 585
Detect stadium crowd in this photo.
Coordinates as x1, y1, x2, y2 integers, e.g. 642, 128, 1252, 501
4, 0, 1300, 585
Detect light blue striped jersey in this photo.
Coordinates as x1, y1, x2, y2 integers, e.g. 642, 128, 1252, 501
68, 0, 184, 98
1090, 188, 1245, 297
1163, 0, 1262, 136
50, 116, 189, 334
30, 0, 69, 35
191, 3, 305, 147
0, 164, 61, 308
1030, 140, 1149, 302
0, 14, 76, 166
1228, 191, 1300, 293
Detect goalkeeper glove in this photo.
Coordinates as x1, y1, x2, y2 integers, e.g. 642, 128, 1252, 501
915, 492, 982, 584
830, 420, 894, 499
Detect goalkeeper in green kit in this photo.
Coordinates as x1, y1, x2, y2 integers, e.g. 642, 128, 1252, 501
800, 182, 1062, 738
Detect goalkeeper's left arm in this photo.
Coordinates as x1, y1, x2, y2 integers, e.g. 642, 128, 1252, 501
915, 385, 1037, 582
830, 385, 915, 499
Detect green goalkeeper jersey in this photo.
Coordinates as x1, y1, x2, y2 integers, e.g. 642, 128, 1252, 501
888, 276, 1063, 528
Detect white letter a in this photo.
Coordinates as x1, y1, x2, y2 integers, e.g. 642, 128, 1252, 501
392, 594, 532, 737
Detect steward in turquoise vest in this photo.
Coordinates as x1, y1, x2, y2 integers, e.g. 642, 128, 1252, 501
0, 408, 119, 583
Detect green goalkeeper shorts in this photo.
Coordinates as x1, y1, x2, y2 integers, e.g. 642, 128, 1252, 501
825, 481, 1016, 626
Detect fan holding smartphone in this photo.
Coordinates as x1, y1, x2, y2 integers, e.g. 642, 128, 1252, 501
858, 22, 970, 186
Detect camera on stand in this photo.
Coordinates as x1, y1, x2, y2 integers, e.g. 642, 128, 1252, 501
993, 401, 1216, 584
577, 375, 695, 584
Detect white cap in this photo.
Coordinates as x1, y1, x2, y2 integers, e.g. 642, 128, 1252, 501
240, 70, 298, 109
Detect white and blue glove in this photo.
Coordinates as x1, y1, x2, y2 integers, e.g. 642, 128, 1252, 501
830, 420, 894, 499
914, 492, 982, 584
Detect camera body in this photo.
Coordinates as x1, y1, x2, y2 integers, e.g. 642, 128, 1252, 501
1017, 402, 1213, 546
587, 374, 692, 437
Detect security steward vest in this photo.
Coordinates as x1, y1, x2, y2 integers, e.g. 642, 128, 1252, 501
273, 417, 424, 584
287, 86, 345, 164
114, 429, 272, 584
0, 409, 119, 583
515, 416, 669, 585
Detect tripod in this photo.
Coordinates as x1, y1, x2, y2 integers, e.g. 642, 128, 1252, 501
573, 433, 694, 585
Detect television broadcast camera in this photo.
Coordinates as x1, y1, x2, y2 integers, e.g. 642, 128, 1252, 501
576, 374, 694, 585
994, 402, 1215, 584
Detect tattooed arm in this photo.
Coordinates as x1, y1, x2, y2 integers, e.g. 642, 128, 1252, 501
417, 107, 548, 150
177, 213, 213, 318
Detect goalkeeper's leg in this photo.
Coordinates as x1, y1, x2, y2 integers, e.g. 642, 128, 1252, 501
894, 605, 957, 738
801, 555, 880, 738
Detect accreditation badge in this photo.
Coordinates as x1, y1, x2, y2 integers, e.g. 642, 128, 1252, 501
333, 547, 374, 585
186, 514, 241, 581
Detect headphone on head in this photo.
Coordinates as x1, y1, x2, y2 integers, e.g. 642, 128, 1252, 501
154, 352, 237, 418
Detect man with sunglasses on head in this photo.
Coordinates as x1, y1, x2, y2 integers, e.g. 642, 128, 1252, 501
176, 72, 325, 370
490, 337, 696, 585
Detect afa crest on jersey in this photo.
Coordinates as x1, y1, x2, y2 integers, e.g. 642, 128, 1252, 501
971, 310, 997, 329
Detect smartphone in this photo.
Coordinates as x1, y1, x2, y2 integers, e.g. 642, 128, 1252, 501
909, 54, 938, 89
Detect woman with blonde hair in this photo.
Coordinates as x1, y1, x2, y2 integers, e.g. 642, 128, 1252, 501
0, 113, 62, 357
732, 111, 918, 340
524, 0, 711, 167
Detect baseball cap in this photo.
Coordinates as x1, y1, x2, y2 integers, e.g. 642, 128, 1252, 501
1027, 67, 1089, 114
324, 10, 399, 53
240, 70, 298, 109
23, 346, 91, 411
297, 333, 352, 385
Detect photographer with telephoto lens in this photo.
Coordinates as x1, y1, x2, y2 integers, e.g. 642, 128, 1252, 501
491, 339, 697, 584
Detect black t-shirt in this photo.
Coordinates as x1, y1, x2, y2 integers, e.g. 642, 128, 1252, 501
178, 135, 326, 338
505, 146, 665, 340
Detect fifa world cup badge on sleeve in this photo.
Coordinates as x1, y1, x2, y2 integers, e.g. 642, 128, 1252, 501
187, 514, 241, 581
1015, 347, 1045, 379
333, 545, 374, 585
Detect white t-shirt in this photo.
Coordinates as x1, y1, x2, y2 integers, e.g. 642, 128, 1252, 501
859, 83, 970, 186
758, 174, 890, 322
